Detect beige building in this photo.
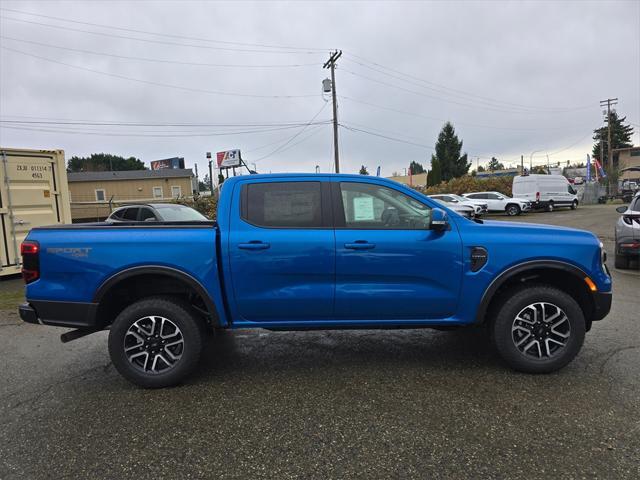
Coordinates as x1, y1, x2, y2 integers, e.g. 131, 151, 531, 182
386, 172, 428, 188
614, 146, 640, 181
68, 169, 195, 222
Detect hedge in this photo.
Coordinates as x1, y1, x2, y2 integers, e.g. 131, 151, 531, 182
422, 176, 514, 197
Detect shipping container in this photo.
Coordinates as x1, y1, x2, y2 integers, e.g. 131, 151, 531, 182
1, 148, 72, 277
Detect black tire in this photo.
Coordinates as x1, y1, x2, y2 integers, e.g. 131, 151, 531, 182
615, 253, 629, 269
506, 204, 521, 216
571, 200, 578, 210
546, 201, 554, 212
491, 285, 585, 373
108, 296, 204, 388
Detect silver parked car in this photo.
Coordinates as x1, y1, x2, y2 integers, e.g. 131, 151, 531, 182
429, 194, 488, 217
107, 203, 208, 223
614, 193, 640, 269
428, 197, 475, 219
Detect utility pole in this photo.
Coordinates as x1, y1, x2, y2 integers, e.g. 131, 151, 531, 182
194, 164, 199, 195
323, 50, 342, 173
520, 155, 524, 173
599, 98, 618, 170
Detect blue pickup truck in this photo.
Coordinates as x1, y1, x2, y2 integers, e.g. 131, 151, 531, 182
19, 174, 612, 387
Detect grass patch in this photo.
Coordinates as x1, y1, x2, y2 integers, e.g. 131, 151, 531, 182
0, 282, 24, 311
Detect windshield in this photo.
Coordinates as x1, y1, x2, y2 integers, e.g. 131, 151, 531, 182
154, 205, 208, 221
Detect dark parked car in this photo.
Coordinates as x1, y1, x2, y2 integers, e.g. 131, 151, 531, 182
107, 203, 208, 222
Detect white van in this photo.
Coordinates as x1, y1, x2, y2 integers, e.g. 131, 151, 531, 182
512, 174, 578, 212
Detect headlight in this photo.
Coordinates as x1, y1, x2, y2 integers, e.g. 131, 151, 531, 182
599, 241, 608, 271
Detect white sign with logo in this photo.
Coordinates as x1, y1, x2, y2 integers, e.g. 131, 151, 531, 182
216, 149, 242, 168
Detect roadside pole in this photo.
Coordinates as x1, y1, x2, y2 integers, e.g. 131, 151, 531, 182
323, 50, 342, 173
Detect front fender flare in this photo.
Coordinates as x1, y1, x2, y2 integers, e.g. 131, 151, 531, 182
475, 260, 589, 324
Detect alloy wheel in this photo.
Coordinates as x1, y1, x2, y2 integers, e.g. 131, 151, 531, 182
511, 302, 570, 359
124, 316, 184, 374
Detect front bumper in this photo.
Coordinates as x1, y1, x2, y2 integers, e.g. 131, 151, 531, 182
592, 291, 612, 321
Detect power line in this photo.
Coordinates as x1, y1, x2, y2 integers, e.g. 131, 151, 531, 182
0, 36, 320, 68
253, 102, 328, 162
1, 46, 318, 99
339, 95, 592, 132
340, 68, 594, 115
340, 124, 433, 149
0, 122, 331, 138
0, 7, 328, 52
0, 119, 331, 128
343, 52, 593, 113
0, 15, 324, 55
255, 124, 326, 159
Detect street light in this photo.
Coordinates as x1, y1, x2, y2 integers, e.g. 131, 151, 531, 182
529, 149, 544, 170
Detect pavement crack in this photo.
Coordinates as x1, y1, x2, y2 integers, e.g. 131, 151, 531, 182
599, 345, 640, 374
2, 362, 113, 414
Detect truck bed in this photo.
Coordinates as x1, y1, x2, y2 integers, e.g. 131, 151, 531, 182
22, 222, 224, 329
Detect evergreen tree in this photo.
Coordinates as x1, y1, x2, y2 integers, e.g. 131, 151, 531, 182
477, 165, 486, 172
432, 122, 470, 181
359, 165, 369, 175
409, 161, 426, 174
592, 111, 634, 164
427, 155, 442, 186
67, 153, 146, 172
199, 174, 211, 191
487, 157, 504, 171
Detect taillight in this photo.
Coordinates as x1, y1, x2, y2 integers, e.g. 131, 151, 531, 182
623, 215, 639, 226
536, 192, 540, 202
21, 240, 40, 284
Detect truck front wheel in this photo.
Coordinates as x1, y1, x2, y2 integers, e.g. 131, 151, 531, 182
491, 285, 585, 373
108, 297, 204, 388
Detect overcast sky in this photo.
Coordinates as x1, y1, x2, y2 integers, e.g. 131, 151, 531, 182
1, 0, 639, 179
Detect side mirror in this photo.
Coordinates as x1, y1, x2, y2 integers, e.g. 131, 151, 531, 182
616, 206, 628, 213
430, 208, 449, 232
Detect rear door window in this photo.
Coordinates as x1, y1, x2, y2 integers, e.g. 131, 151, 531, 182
242, 182, 322, 228
122, 208, 139, 221
139, 208, 157, 221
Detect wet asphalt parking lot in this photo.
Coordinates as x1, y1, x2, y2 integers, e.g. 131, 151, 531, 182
0, 204, 638, 479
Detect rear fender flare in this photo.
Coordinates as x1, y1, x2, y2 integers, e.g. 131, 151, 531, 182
93, 265, 220, 324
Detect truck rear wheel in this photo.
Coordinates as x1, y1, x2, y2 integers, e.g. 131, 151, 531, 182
491, 285, 585, 373
108, 297, 204, 388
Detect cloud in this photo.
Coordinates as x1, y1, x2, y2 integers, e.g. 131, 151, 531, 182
1, 0, 638, 177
